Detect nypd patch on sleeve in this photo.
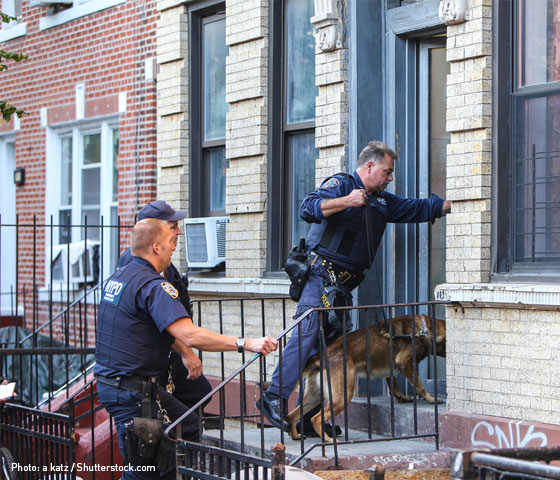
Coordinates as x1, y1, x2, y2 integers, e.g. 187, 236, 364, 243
161, 282, 179, 299
322, 177, 340, 189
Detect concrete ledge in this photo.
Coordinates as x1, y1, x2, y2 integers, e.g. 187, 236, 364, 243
435, 283, 560, 310
188, 276, 291, 296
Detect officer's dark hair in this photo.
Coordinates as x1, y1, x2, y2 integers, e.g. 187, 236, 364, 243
357, 141, 398, 167
131, 218, 167, 257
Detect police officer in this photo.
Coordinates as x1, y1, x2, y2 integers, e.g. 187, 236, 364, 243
256, 140, 451, 432
117, 201, 212, 423
95, 219, 277, 479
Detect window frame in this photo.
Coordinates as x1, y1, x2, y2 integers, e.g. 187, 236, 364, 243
267, 0, 317, 272
0, 0, 26, 42
189, 1, 227, 219
492, 0, 560, 282
45, 119, 119, 286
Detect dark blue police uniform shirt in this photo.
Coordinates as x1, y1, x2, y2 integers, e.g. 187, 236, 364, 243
301, 171, 444, 274
94, 256, 189, 378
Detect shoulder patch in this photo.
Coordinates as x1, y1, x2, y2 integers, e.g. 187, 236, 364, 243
322, 177, 340, 189
161, 282, 179, 299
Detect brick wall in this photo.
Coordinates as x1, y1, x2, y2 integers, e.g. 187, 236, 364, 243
224, 0, 269, 279
446, 306, 560, 424
444, 0, 492, 284
441, 0, 560, 427
0, 0, 158, 331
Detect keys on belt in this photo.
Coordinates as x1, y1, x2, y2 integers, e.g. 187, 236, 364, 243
312, 254, 365, 290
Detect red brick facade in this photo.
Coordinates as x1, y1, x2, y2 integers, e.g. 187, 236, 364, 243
0, 0, 158, 331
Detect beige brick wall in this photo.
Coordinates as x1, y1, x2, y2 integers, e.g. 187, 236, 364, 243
192, 295, 297, 382
224, 0, 269, 279
445, 0, 492, 284
442, 0, 560, 427
156, 2, 189, 271
446, 306, 560, 424
315, 46, 349, 183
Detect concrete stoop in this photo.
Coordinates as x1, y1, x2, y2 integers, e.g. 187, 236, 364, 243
346, 396, 444, 439
203, 427, 450, 472
202, 395, 449, 473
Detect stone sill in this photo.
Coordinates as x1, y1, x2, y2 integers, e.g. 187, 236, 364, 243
39, 0, 125, 30
0, 23, 26, 43
435, 283, 560, 310
188, 276, 291, 297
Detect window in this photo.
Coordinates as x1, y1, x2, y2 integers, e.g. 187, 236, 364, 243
1, 0, 21, 26
47, 122, 119, 281
0, 0, 26, 42
269, 0, 318, 270
495, 0, 560, 278
190, 6, 228, 218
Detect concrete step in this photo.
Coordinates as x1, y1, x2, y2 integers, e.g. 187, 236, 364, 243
203, 426, 450, 472
346, 396, 445, 439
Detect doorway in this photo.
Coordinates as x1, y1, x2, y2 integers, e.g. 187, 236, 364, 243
386, 34, 450, 398
0, 137, 17, 317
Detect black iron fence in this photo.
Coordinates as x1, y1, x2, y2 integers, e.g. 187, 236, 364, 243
1, 218, 449, 476
168, 300, 449, 471
452, 447, 560, 479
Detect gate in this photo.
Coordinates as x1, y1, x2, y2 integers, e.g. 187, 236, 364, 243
0, 403, 75, 478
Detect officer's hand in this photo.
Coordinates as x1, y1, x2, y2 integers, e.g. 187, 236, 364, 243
182, 351, 203, 380
441, 200, 452, 215
346, 189, 367, 207
244, 336, 278, 356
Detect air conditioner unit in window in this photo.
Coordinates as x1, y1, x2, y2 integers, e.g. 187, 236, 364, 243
51, 240, 100, 286
184, 216, 229, 268
29, 0, 72, 7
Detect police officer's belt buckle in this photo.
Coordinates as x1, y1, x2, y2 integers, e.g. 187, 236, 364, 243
338, 271, 353, 284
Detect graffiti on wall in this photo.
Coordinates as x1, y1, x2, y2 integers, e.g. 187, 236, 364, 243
471, 421, 548, 449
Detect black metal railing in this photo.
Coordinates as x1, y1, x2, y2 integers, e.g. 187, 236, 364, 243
452, 446, 560, 479
167, 300, 450, 471
0, 217, 132, 408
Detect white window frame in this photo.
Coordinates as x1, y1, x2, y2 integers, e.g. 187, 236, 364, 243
39, 0, 125, 31
0, 0, 26, 43
45, 118, 119, 291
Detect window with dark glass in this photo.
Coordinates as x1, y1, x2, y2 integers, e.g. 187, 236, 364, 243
269, 0, 318, 270
190, 6, 228, 217
495, 0, 560, 277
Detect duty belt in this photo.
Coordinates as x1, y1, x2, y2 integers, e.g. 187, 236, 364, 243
95, 374, 159, 394
313, 254, 364, 290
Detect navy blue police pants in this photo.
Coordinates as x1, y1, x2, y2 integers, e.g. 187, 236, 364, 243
268, 263, 351, 401
97, 381, 200, 480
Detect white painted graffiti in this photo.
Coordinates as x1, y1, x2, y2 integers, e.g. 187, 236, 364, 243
471, 421, 548, 449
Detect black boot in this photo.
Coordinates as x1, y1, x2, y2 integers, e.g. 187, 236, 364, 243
255, 391, 289, 431
295, 408, 342, 438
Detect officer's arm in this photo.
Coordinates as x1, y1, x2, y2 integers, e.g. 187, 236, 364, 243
171, 339, 203, 379
166, 317, 278, 355
320, 189, 367, 218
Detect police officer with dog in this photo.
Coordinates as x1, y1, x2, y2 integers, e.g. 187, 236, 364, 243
95, 218, 277, 479
117, 200, 212, 436
256, 140, 451, 434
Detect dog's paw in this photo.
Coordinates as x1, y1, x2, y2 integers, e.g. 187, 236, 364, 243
424, 395, 444, 404
395, 395, 413, 403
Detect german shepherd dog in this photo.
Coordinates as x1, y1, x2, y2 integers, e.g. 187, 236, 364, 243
287, 315, 446, 441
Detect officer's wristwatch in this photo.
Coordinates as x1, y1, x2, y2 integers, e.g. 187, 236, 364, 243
236, 337, 245, 353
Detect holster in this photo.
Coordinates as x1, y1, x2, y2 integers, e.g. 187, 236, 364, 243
123, 382, 176, 473
285, 238, 314, 301
124, 417, 162, 465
